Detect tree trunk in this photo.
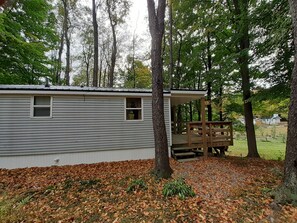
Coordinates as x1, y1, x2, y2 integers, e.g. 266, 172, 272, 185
233, 0, 259, 158
86, 61, 90, 87
283, 0, 297, 194
147, 0, 172, 178
92, 0, 99, 87
175, 31, 183, 89
99, 55, 103, 87
168, 0, 173, 89
62, 0, 70, 86
107, 0, 117, 88
56, 29, 64, 85
207, 32, 212, 121
219, 85, 223, 121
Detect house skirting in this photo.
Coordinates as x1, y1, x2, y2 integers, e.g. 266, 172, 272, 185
0, 147, 170, 169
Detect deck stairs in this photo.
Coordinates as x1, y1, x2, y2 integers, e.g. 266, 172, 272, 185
171, 145, 203, 161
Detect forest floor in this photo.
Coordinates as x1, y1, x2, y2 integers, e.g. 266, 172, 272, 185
1, 157, 297, 223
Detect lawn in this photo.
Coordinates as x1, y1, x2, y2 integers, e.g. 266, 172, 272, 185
229, 125, 287, 160
1, 158, 297, 222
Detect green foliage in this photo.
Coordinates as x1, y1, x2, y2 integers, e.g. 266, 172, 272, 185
233, 120, 246, 133
162, 178, 195, 199
0, 0, 58, 84
126, 179, 147, 193
121, 58, 151, 88
273, 186, 297, 206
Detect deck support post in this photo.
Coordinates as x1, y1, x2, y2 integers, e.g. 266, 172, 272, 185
201, 97, 208, 157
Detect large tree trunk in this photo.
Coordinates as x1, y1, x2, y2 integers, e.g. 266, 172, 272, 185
92, 0, 99, 87
147, 0, 172, 178
233, 0, 259, 158
283, 0, 297, 194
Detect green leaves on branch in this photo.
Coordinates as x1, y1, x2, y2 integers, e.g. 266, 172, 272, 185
0, 0, 58, 85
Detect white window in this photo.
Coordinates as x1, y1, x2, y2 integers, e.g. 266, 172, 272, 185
32, 96, 52, 117
125, 98, 142, 120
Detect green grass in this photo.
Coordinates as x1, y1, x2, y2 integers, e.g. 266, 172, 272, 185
228, 125, 287, 160
228, 138, 285, 160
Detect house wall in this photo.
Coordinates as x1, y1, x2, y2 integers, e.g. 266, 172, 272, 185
0, 94, 171, 168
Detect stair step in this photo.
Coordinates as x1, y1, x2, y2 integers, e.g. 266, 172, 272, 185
178, 158, 198, 162
174, 152, 196, 157
172, 146, 196, 151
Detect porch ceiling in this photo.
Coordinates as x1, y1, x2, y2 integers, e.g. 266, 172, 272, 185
170, 90, 207, 106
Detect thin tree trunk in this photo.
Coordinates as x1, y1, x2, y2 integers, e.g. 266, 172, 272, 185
103, 68, 106, 87
86, 61, 90, 87
62, 0, 70, 86
147, 0, 172, 178
132, 33, 136, 88
175, 31, 182, 89
107, 0, 117, 88
56, 30, 64, 85
219, 85, 223, 121
233, 0, 259, 158
92, 0, 99, 87
99, 55, 103, 87
283, 0, 297, 194
189, 101, 193, 122
177, 105, 182, 134
207, 32, 212, 121
168, 0, 173, 89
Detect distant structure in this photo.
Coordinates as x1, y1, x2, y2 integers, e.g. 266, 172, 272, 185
261, 114, 281, 125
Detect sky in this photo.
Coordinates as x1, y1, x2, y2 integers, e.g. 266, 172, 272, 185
129, 0, 148, 37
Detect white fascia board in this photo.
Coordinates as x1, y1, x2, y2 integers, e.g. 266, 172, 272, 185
170, 90, 207, 97
0, 90, 171, 98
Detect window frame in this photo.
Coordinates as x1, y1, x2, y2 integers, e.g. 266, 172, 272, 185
31, 96, 53, 118
124, 97, 143, 121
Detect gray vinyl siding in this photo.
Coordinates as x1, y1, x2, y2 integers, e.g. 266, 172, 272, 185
0, 94, 170, 156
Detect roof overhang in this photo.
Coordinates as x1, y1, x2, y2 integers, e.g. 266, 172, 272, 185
0, 85, 206, 104
170, 90, 206, 106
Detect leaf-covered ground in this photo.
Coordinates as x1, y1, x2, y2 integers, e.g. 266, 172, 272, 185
0, 157, 297, 222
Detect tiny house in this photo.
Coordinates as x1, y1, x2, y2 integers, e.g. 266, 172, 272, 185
0, 85, 212, 169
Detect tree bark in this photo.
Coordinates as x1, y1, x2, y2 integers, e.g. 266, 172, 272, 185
233, 0, 259, 158
207, 32, 212, 121
283, 0, 297, 193
62, 0, 70, 86
168, 0, 173, 89
92, 0, 99, 87
147, 0, 172, 178
99, 54, 103, 87
56, 29, 64, 85
107, 0, 117, 88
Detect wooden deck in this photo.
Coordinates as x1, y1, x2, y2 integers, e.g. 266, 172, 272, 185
171, 121, 233, 160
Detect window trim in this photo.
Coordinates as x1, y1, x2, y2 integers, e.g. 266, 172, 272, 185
31, 96, 53, 118
124, 97, 143, 121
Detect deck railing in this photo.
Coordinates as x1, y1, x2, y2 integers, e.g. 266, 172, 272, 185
187, 121, 233, 148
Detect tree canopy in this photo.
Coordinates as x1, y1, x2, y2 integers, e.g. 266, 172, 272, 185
0, 0, 58, 84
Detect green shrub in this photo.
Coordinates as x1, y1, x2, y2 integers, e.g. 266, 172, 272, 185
126, 179, 147, 193
273, 186, 297, 206
162, 178, 195, 199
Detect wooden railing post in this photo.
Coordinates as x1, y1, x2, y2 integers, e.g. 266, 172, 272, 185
187, 122, 191, 146
201, 98, 207, 157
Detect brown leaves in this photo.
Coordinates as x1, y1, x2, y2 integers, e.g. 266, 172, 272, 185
0, 157, 296, 222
